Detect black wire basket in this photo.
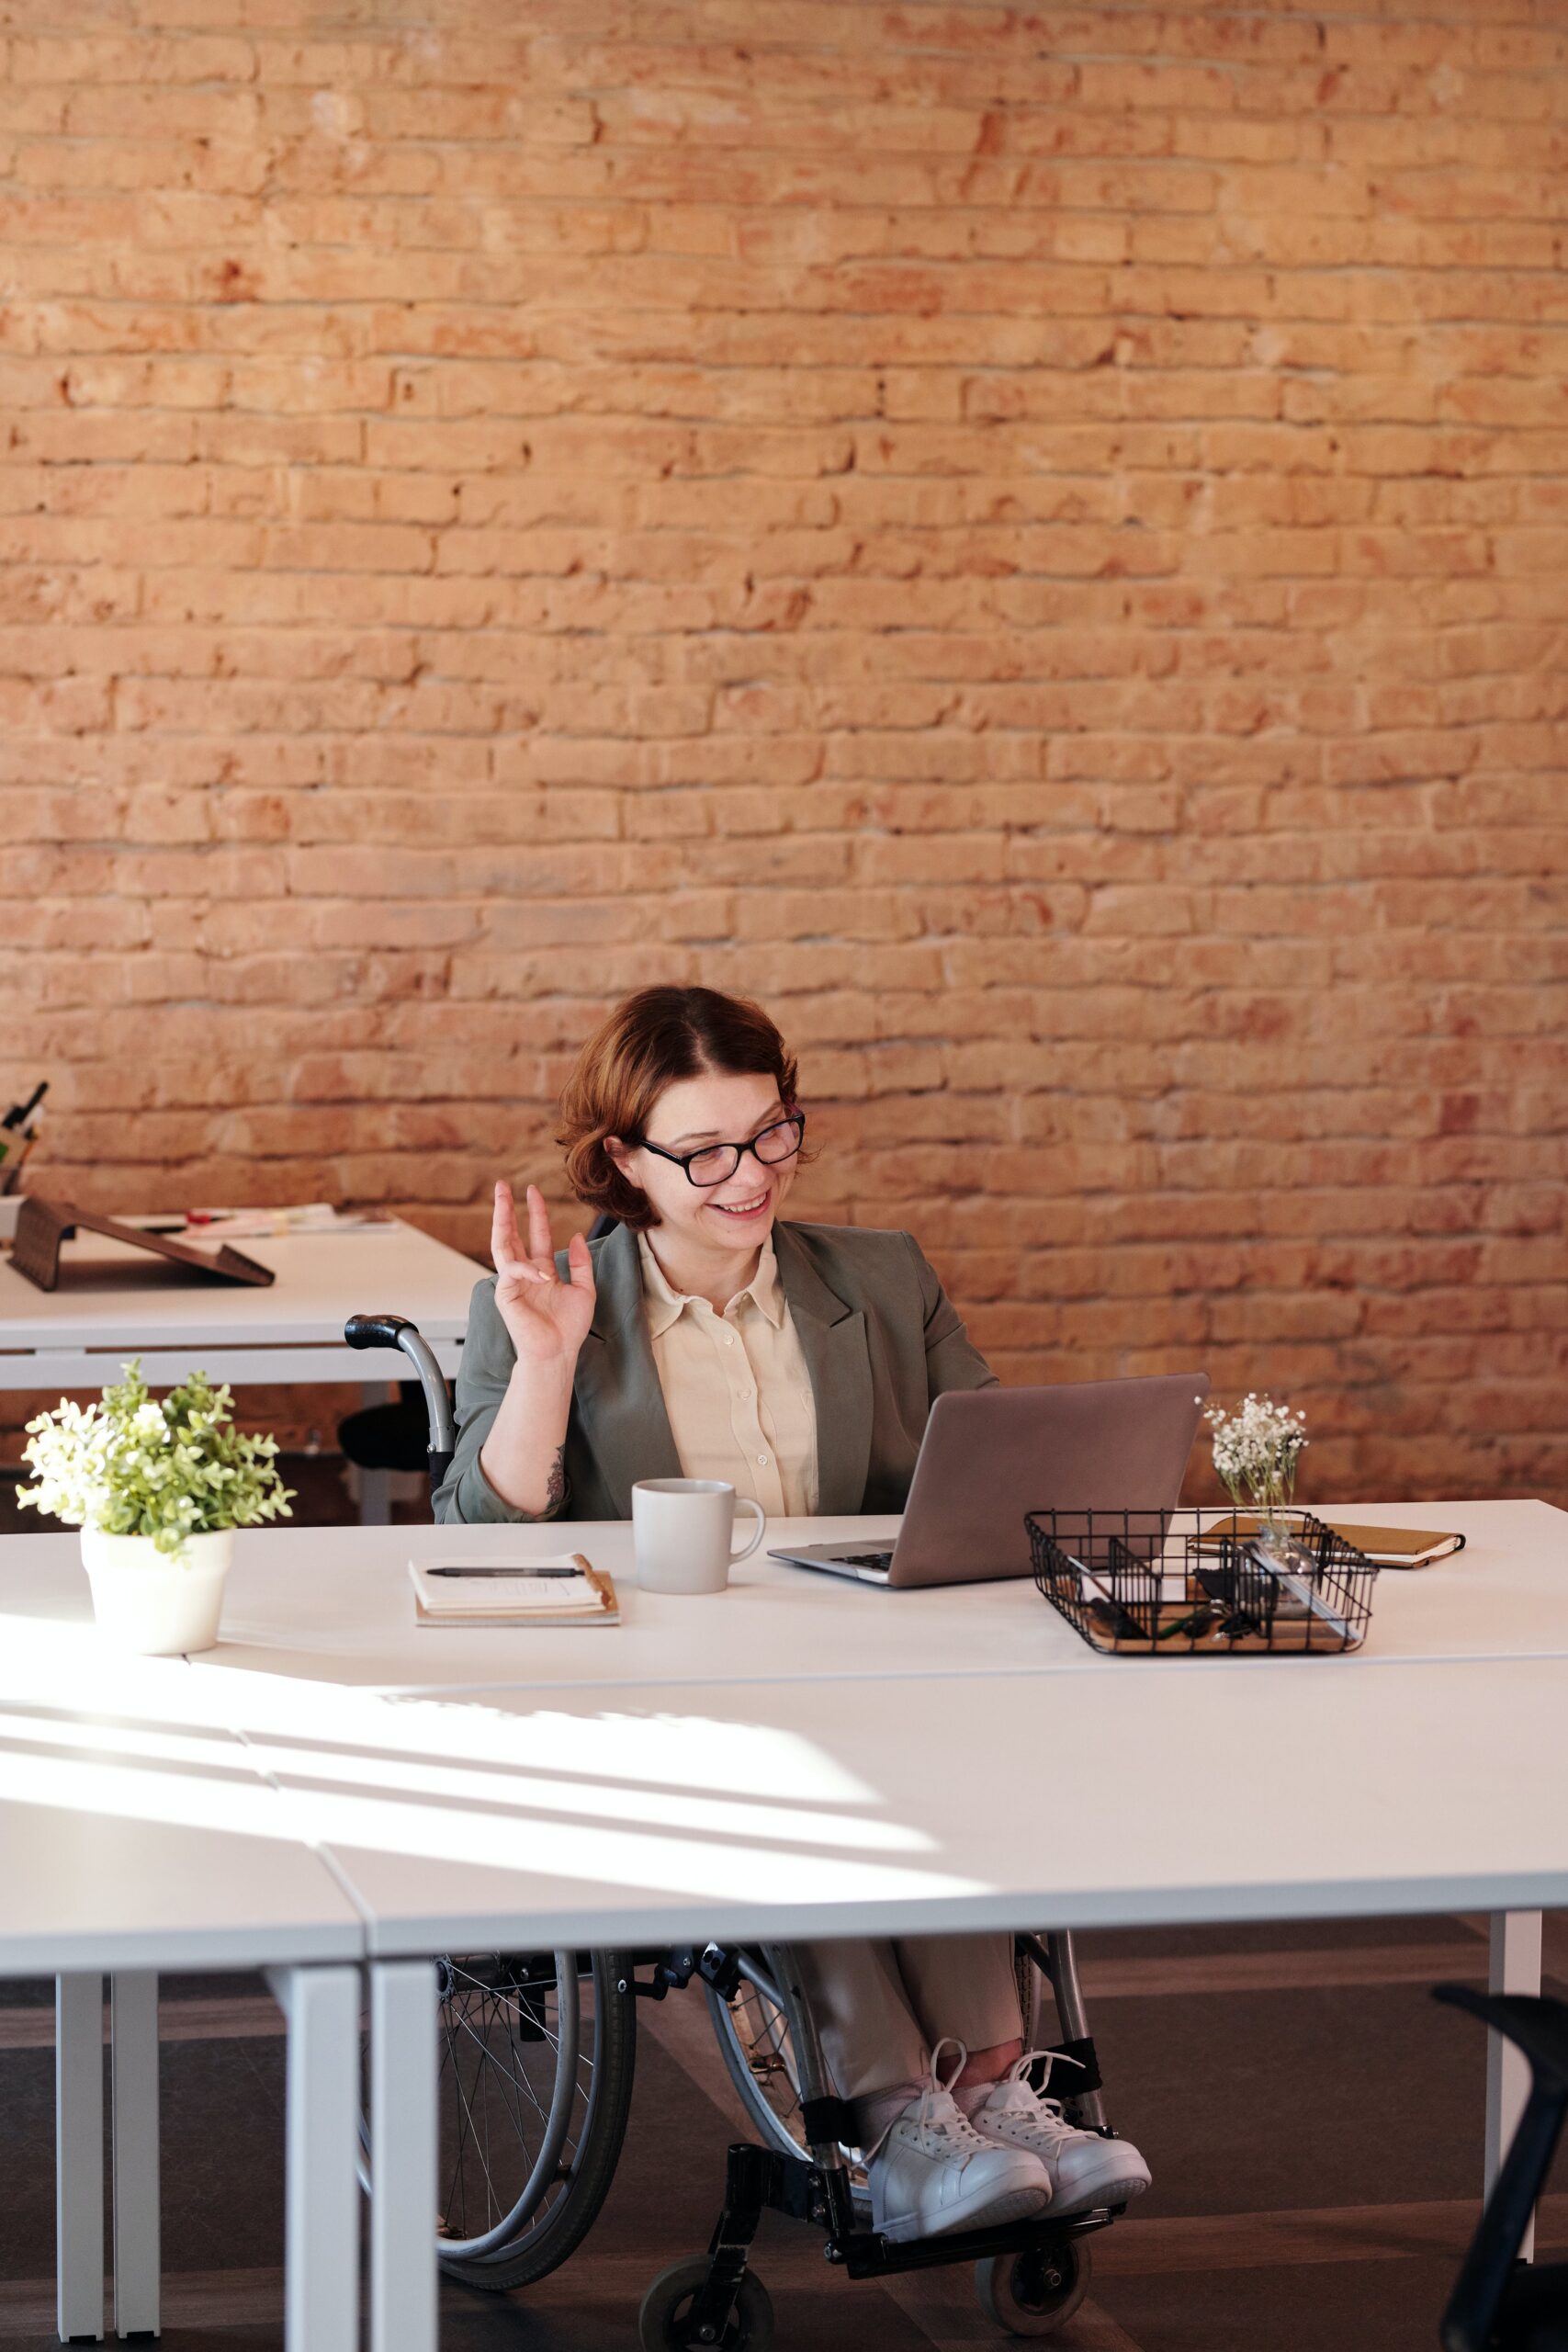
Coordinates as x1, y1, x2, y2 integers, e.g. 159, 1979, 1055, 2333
1027, 1509, 1380, 1657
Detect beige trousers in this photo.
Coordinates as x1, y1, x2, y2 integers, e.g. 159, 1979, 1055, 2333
794, 1932, 1022, 2143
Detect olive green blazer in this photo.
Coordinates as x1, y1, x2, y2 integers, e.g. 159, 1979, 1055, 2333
434, 1217, 997, 1526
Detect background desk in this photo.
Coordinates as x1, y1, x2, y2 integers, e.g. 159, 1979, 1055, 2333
0, 1215, 478, 1523
0, 1214, 474, 1390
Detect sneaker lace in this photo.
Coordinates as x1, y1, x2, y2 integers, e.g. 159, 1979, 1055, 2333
1002, 2046, 1086, 2132
907, 2037, 993, 2158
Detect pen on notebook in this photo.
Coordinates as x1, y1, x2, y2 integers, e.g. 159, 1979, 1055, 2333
424, 1565, 579, 1579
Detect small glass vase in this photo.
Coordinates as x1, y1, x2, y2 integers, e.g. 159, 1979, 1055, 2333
1247, 1507, 1314, 1616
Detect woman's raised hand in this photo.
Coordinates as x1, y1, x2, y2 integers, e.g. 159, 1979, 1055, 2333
490, 1181, 597, 1369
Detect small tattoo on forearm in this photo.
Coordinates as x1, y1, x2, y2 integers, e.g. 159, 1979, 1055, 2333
545, 1446, 567, 1512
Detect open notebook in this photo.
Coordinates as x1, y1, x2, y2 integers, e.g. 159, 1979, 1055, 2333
409, 1554, 619, 1627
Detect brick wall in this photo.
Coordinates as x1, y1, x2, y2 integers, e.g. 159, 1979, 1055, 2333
2, 1, 1565, 1500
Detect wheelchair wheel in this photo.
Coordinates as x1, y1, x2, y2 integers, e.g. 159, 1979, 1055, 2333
362, 1949, 637, 2291
639, 2257, 774, 2352
704, 1957, 870, 2214
976, 2240, 1090, 2335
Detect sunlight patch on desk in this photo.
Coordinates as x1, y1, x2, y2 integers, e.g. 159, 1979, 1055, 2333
0, 1744, 316, 1844
0, 1618, 893, 1813
0, 1706, 258, 1778
0, 1612, 223, 1715
265, 1775, 989, 1905
236, 1732, 930, 1852
211, 1669, 885, 1804
0, 1730, 988, 1906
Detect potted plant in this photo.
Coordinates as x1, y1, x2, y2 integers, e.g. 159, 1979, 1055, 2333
17, 1360, 293, 1653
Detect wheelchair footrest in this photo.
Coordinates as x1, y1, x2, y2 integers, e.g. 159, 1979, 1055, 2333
831, 2210, 1113, 2280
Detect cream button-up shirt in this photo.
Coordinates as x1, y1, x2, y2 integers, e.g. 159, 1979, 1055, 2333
637, 1230, 820, 1519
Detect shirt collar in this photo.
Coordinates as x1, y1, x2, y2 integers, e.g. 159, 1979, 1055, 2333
637, 1229, 786, 1337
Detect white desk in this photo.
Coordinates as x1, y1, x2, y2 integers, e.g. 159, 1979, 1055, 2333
235, 1656, 1568, 1951
6, 1501, 1565, 2346
0, 1498, 1542, 1695
175, 1505, 1568, 2352
223, 1655, 1568, 2352
0, 1622, 366, 2348
0, 1214, 478, 1524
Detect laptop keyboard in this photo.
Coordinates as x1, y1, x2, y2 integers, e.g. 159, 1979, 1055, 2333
840, 1551, 895, 1571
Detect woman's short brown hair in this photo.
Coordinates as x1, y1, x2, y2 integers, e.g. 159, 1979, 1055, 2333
557, 985, 800, 1231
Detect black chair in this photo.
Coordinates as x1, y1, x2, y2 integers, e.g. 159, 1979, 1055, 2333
337, 1213, 618, 1477
337, 1379, 439, 1478
1436, 1984, 1568, 2350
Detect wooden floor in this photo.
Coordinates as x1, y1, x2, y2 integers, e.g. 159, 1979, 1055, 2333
2, 1460, 1564, 2347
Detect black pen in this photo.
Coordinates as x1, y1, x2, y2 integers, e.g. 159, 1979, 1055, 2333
424, 1565, 579, 1579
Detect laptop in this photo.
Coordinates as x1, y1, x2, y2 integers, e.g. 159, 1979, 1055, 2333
770, 1373, 1211, 1588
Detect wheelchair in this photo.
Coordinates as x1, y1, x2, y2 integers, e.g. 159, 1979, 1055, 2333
344, 1308, 1139, 2346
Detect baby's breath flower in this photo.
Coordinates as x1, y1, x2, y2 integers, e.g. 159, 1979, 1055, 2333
1205, 1393, 1307, 1520
17, 1361, 293, 1558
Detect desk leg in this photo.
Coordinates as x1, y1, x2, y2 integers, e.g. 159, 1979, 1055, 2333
369, 1961, 437, 2352
1486, 1909, 1542, 2262
358, 1383, 391, 1526
267, 1965, 360, 2352
109, 1973, 160, 2340
56, 1974, 104, 2344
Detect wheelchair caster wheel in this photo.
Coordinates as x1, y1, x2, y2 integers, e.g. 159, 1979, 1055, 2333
638, 2257, 775, 2351
976, 2240, 1090, 2336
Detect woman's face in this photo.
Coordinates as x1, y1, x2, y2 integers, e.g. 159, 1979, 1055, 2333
613, 1069, 800, 1255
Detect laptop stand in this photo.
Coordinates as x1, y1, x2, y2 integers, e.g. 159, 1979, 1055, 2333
10, 1197, 276, 1293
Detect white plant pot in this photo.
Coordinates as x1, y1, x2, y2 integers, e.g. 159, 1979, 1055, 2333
79, 1526, 234, 1656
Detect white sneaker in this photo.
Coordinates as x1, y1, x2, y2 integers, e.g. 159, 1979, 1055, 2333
967, 2052, 1152, 2217
868, 2041, 1051, 2245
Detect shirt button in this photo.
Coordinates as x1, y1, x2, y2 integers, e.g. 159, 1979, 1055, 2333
724, 1335, 734, 1347
739, 1386, 752, 1399
757, 1453, 768, 1464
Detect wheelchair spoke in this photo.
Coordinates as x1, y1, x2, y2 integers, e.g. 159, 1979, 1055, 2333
424, 1956, 592, 2255
445, 1986, 515, 2231
460, 1995, 552, 2138
482, 1999, 551, 2153
362, 1950, 635, 2278
477, 2003, 498, 2225
449, 1998, 531, 2228
440, 2007, 489, 2233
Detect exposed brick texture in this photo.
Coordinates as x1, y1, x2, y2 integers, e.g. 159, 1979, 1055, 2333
2, 1, 1566, 1499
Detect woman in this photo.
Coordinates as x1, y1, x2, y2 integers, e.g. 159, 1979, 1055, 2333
437, 985, 1150, 2242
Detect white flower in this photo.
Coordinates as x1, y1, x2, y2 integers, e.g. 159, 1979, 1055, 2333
1205, 1393, 1307, 1515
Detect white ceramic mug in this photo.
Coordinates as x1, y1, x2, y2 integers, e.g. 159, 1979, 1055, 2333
632, 1478, 766, 1595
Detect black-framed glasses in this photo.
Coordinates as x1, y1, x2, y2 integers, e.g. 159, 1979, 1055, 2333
635, 1111, 806, 1190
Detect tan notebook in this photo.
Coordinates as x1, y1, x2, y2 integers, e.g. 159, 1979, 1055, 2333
1202, 1515, 1465, 1570
1319, 1522, 1466, 1569
410, 1552, 619, 1627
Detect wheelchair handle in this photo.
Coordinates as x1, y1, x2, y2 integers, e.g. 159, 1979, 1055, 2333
344, 1313, 457, 1489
